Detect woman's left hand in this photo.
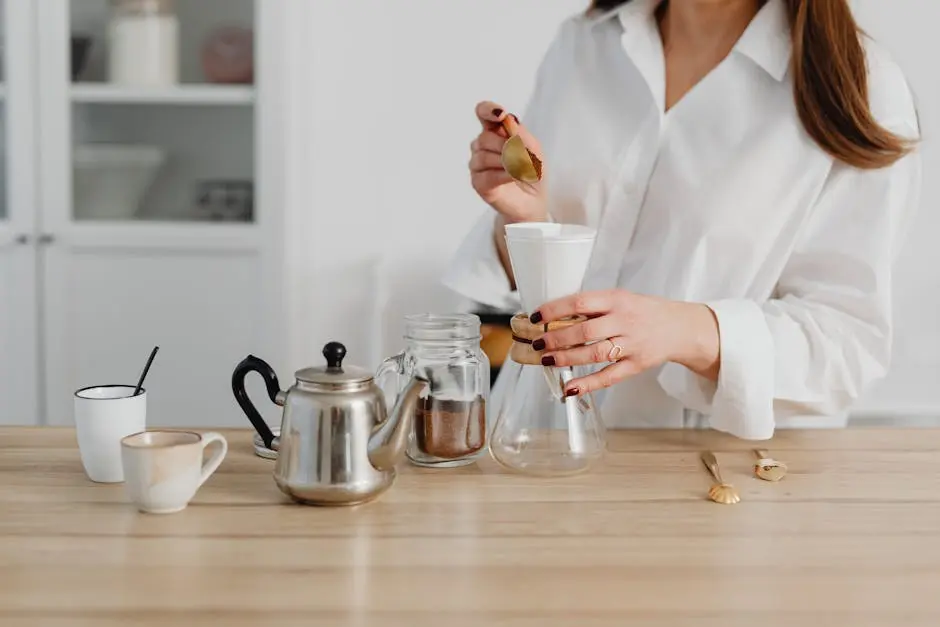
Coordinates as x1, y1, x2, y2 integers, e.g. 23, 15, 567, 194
529, 289, 722, 397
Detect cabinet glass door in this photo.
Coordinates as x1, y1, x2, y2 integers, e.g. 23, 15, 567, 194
68, 0, 255, 224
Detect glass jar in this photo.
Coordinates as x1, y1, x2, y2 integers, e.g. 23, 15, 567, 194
108, 0, 179, 87
376, 314, 490, 468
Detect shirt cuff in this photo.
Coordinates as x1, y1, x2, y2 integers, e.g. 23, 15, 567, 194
441, 213, 521, 312
657, 298, 775, 440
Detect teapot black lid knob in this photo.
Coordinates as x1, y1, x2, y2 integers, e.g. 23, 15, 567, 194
323, 342, 346, 370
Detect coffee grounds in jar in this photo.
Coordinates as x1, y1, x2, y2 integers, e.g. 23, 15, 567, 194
414, 395, 486, 459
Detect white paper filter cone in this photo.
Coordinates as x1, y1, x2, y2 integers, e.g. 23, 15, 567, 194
504, 223, 597, 313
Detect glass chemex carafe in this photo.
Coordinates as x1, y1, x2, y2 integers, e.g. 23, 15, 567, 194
376, 314, 490, 468
489, 223, 607, 476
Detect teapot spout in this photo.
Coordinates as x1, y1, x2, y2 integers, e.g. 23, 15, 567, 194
368, 376, 427, 471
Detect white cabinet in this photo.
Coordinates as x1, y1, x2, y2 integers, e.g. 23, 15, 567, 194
0, 1, 40, 425
1, 0, 290, 427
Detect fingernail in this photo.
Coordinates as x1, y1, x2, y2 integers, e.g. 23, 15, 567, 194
529, 311, 542, 324
511, 114, 521, 124
532, 339, 546, 351
565, 387, 580, 397
492, 108, 503, 117
541, 355, 555, 367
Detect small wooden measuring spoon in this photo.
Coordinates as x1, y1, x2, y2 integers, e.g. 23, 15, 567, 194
500, 115, 542, 187
753, 449, 788, 482
701, 451, 740, 504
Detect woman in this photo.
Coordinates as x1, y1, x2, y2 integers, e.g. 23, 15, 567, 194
443, 0, 922, 439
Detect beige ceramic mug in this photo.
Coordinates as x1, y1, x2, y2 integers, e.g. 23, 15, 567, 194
120, 430, 228, 514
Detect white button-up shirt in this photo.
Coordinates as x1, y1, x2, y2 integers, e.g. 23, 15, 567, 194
442, 0, 922, 439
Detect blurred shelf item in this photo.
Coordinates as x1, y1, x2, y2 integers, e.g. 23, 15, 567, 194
107, 0, 179, 88
71, 34, 92, 81
70, 83, 254, 105
72, 143, 166, 221
202, 27, 254, 85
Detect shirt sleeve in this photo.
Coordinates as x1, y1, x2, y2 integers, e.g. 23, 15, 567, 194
440, 19, 572, 311
658, 133, 923, 440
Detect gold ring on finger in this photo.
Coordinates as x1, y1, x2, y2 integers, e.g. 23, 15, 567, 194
606, 339, 624, 362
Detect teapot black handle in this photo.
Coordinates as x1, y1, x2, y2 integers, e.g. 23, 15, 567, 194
231, 355, 281, 450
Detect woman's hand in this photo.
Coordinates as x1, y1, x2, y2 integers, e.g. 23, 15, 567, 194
470, 101, 547, 224
529, 289, 722, 397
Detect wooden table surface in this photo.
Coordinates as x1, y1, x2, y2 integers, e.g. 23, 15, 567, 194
2, 427, 940, 627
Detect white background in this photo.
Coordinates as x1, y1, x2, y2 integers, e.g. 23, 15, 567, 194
280, 0, 585, 371
847, 0, 940, 418
281, 0, 939, 422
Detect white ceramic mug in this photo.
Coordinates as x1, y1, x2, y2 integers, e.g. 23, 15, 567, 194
120, 430, 228, 514
74, 385, 147, 483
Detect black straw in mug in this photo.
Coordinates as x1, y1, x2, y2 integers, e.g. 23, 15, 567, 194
134, 346, 160, 397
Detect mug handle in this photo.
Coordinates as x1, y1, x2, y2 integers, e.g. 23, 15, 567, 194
198, 432, 228, 489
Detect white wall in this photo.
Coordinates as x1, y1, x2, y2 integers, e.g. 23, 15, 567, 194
283, 0, 584, 373
285, 0, 940, 420
849, 0, 940, 417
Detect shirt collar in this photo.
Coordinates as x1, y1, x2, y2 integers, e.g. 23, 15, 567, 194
585, 0, 658, 29
589, 0, 792, 82
733, 0, 792, 81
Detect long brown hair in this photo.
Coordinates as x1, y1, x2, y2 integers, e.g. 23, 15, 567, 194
591, 0, 915, 170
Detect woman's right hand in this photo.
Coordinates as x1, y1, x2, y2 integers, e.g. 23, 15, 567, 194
469, 101, 547, 224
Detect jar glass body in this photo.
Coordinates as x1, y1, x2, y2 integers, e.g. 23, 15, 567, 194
376, 314, 490, 468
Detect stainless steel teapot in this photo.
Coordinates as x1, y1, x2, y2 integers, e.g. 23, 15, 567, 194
231, 341, 426, 506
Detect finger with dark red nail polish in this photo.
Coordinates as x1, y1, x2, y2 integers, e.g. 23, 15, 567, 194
532, 339, 546, 351
565, 387, 580, 397
492, 108, 503, 117
529, 311, 542, 324
541, 355, 555, 367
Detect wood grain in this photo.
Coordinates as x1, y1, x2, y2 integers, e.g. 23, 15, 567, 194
2, 427, 940, 627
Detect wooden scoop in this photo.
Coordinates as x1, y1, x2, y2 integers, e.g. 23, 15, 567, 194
500, 115, 542, 185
